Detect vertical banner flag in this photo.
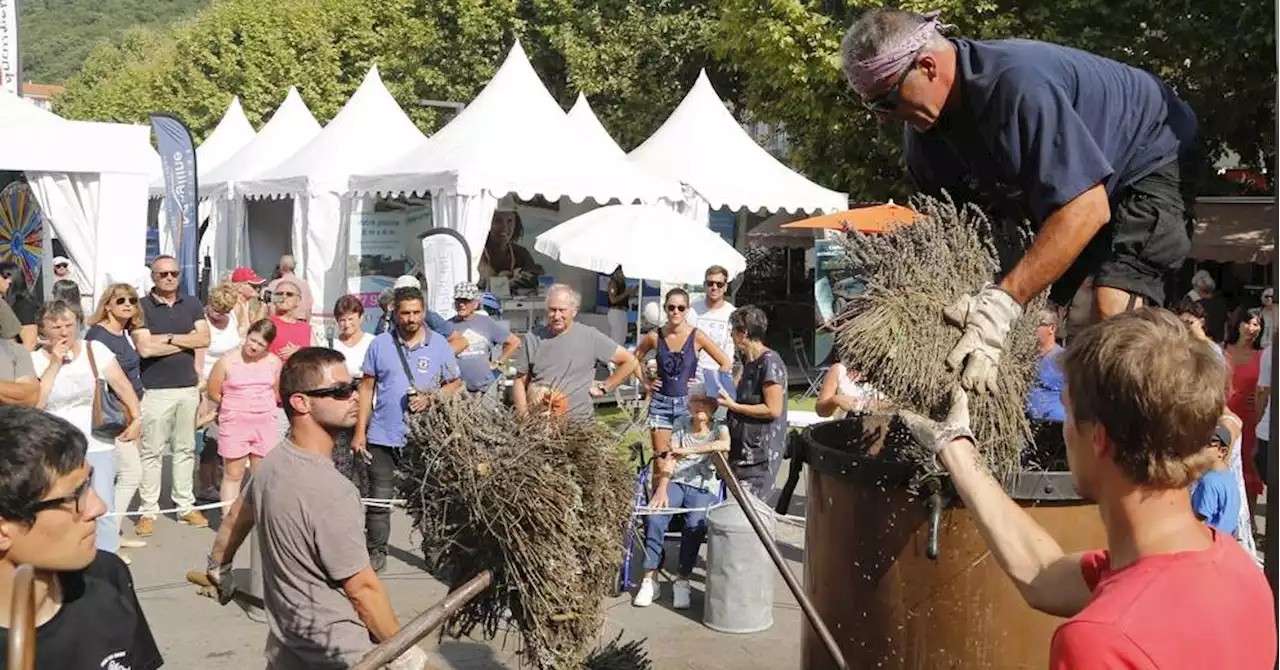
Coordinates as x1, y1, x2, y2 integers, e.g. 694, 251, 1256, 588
0, 0, 19, 96
150, 114, 199, 296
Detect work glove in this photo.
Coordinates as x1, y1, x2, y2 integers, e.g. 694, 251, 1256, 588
896, 386, 975, 460
943, 285, 1023, 395
385, 645, 430, 670
205, 556, 237, 606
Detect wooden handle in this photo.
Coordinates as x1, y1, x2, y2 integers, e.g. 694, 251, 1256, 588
353, 570, 493, 670
8, 564, 36, 670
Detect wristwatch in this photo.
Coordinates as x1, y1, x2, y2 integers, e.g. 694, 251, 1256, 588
166, 334, 174, 345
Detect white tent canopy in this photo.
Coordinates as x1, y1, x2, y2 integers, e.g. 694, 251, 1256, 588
0, 93, 150, 306
239, 66, 428, 315
629, 70, 848, 216
535, 204, 746, 284
151, 96, 256, 196
565, 93, 681, 201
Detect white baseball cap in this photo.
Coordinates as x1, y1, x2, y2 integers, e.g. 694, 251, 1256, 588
53, 256, 70, 267
393, 275, 421, 290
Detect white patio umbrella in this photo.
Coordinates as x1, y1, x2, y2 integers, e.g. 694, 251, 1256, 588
534, 204, 746, 284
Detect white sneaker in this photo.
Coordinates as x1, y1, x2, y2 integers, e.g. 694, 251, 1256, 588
632, 577, 657, 607
119, 537, 147, 549
672, 579, 692, 609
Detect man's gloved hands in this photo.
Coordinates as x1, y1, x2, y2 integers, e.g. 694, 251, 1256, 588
206, 556, 236, 606
386, 645, 430, 670
943, 285, 1023, 394
897, 386, 975, 459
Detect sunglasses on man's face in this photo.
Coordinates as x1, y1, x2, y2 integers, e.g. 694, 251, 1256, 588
704, 280, 726, 289
665, 304, 687, 313
114, 296, 139, 306
299, 380, 360, 400
862, 48, 923, 114
153, 270, 179, 279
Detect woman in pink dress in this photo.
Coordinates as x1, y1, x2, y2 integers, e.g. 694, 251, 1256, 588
1225, 307, 1264, 519
207, 319, 281, 506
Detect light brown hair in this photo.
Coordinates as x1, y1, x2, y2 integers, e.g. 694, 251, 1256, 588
208, 282, 239, 313
87, 283, 144, 331
1059, 308, 1224, 489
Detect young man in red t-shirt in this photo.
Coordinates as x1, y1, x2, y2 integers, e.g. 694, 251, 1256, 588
902, 308, 1276, 668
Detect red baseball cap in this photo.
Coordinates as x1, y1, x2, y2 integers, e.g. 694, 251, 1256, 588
231, 267, 265, 284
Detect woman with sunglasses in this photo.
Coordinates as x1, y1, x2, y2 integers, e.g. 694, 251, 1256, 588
268, 278, 314, 361
206, 319, 281, 508
33, 299, 142, 555
634, 288, 731, 487
86, 284, 150, 562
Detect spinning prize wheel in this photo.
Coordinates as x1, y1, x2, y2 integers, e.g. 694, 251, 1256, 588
0, 182, 43, 286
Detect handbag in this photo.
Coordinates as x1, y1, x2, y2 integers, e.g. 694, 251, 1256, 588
86, 342, 132, 440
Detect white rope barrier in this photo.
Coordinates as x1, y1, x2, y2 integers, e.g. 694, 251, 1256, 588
106, 497, 409, 518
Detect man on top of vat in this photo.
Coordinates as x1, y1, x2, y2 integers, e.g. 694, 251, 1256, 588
841, 8, 1198, 394
900, 309, 1276, 667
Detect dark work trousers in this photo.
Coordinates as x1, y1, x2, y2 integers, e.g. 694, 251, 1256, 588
365, 444, 403, 557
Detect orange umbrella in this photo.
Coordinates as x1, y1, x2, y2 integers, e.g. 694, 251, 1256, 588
781, 202, 917, 234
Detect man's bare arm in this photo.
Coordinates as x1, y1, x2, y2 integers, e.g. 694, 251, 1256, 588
601, 347, 639, 391
939, 437, 1091, 617
512, 373, 529, 415
0, 378, 38, 407
998, 184, 1111, 305
209, 496, 256, 566
171, 320, 211, 349
342, 566, 401, 642
132, 329, 185, 358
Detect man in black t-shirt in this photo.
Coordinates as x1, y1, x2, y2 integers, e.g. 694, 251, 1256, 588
0, 406, 162, 669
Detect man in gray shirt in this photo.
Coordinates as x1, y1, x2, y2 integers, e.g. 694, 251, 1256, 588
0, 337, 39, 407
207, 347, 427, 669
513, 284, 638, 420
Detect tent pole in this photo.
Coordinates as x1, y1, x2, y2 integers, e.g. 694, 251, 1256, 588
1268, 0, 1279, 654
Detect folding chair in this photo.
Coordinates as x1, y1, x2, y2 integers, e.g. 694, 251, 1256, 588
790, 333, 829, 399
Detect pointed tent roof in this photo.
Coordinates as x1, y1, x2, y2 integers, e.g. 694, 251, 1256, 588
200, 87, 321, 199
629, 70, 847, 215
565, 93, 681, 198
239, 67, 427, 199
150, 96, 257, 196
350, 42, 680, 204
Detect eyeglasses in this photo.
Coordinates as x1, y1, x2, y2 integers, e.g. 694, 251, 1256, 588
54, 263, 68, 269
153, 270, 179, 279
276, 291, 298, 298
863, 47, 923, 114
298, 380, 360, 400
114, 296, 139, 306
704, 280, 726, 289
28, 469, 94, 518
665, 304, 687, 312
1264, 293, 1275, 301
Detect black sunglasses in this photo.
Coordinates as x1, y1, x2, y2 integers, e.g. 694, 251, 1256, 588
665, 304, 687, 312
153, 270, 179, 279
54, 263, 68, 269
863, 47, 923, 114
29, 468, 94, 518
704, 280, 726, 289
114, 296, 139, 306
299, 380, 360, 400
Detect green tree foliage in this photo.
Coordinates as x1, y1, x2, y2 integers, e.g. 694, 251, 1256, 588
55, 0, 726, 150
18, 0, 208, 83
710, 0, 1276, 202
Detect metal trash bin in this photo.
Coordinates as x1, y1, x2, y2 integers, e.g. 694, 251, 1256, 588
703, 493, 777, 634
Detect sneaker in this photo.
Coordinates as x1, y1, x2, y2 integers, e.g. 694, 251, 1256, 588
119, 552, 133, 566
672, 579, 692, 609
179, 510, 210, 528
632, 577, 657, 607
135, 517, 155, 537
119, 537, 147, 549
370, 551, 387, 573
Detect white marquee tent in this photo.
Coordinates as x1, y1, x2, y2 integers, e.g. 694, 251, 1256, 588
629, 70, 848, 216
200, 87, 321, 274
565, 94, 681, 199
239, 66, 427, 314
0, 93, 152, 304
349, 42, 683, 291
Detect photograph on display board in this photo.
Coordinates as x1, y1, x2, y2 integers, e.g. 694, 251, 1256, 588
479, 203, 544, 291
346, 206, 429, 332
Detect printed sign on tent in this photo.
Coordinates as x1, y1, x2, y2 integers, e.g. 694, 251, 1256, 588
346, 208, 427, 332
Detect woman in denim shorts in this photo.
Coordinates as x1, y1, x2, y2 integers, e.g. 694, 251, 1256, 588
634, 288, 733, 461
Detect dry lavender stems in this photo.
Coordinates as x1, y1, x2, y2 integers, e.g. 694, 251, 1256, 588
831, 194, 1044, 484
399, 393, 642, 669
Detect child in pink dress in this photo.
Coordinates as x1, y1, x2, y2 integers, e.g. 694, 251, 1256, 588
207, 319, 281, 506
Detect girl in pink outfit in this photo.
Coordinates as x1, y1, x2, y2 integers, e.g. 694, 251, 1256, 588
207, 319, 281, 506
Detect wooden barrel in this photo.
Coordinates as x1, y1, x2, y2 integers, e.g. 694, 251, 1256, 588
800, 415, 1106, 670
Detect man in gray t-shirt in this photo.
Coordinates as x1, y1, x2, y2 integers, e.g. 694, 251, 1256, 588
513, 284, 638, 420
0, 338, 39, 407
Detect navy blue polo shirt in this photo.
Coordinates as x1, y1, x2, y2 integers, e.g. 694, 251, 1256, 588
138, 292, 205, 389
904, 38, 1198, 225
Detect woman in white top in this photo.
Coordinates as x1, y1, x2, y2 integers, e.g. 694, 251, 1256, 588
816, 361, 886, 419
329, 295, 374, 492
32, 300, 141, 554
195, 283, 243, 500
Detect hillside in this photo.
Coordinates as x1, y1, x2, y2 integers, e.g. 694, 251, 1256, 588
18, 0, 208, 83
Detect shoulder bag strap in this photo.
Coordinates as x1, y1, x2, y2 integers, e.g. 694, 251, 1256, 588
392, 332, 416, 386
85, 340, 100, 380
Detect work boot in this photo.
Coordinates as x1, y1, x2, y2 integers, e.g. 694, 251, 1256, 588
632, 578, 657, 607
119, 537, 147, 549
370, 551, 387, 573
179, 510, 210, 528
672, 579, 692, 610
135, 517, 155, 537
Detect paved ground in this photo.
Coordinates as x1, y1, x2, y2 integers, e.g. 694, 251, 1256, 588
128, 471, 811, 669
